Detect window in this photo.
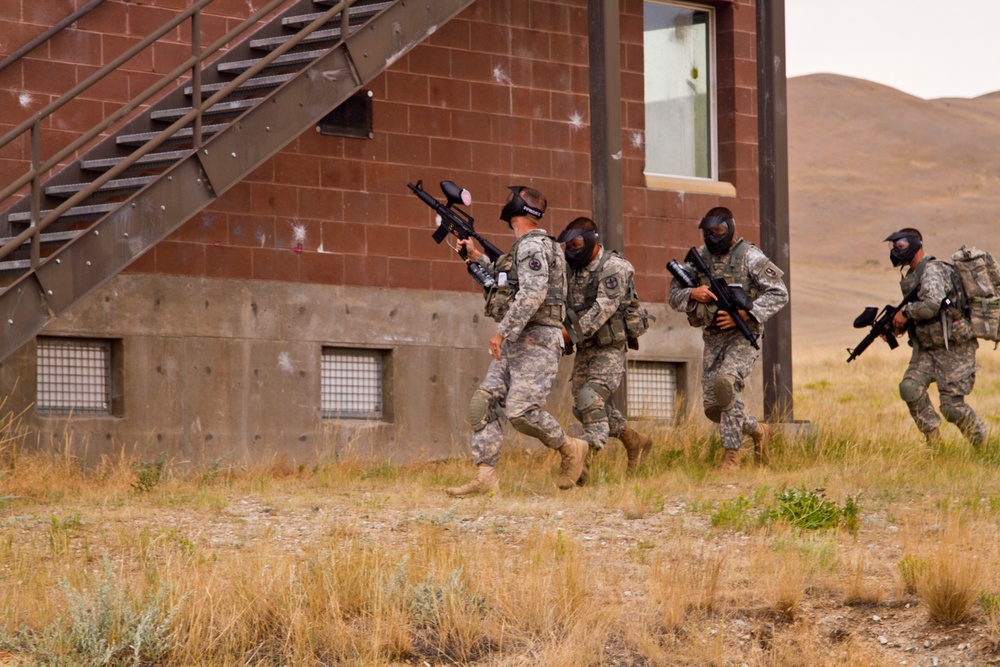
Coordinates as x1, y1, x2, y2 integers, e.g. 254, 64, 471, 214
627, 360, 678, 422
643, 1, 718, 184
321, 347, 387, 419
37, 337, 121, 416
316, 89, 374, 139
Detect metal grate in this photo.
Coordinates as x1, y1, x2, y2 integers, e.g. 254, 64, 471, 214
627, 360, 677, 421
321, 347, 384, 419
37, 337, 112, 415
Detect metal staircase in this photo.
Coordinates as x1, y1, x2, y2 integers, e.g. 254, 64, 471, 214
0, 0, 474, 361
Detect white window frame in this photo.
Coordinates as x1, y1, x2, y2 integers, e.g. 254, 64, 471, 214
643, 0, 734, 196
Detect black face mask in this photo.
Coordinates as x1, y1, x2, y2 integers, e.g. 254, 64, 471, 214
500, 186, 544, 230
885, 232, 922, 267
557, 228, 599, 270
702, 218, 734, 255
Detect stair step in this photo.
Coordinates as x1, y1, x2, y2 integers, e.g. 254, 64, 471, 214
8, 203, 117, 224
216, 48, 326, 75
0, 259, 33, 272
45, 176, 156, 198
249, 25, 348, 51
150, 98, 260, 122
116, 123, 228, 147
0, 230, 80, 246
81, 150, 190, 172
184, 73, 293, 97
282, 1, 392, 29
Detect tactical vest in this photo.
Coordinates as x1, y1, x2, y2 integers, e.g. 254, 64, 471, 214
570, 249, 630, 347
901, 257, 973, 350
688, 240, 761, 332
484, 230, 566, 327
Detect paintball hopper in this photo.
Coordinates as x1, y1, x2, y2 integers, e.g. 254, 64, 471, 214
853, 307, 879, 329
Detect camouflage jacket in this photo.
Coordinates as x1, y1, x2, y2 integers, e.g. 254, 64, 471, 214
477, 228, 567, 341
668, 238, 788, 335
900, 257, 973, 350
567, 247, 634, 348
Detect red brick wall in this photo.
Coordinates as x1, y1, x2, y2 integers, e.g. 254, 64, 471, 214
0, 0, 760, 305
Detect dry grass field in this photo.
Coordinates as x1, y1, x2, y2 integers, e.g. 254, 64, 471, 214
3, 339, 1000, 666
3, 73, 1000, 666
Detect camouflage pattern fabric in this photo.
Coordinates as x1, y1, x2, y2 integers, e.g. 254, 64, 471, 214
471, 324, 567, 467
702, 332, 761, 450
901, 258, 974, 350
479, 229, 567, 334
668, 241, 789, 452
902, 340, 986, 443
899, 259, 986, 444
570, 344, 627, 449
567, 247, 632, 342
566, 247, 635, 449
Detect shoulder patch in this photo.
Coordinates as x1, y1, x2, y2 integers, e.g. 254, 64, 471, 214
604, 276, 618, 290
528, 258, 543, 271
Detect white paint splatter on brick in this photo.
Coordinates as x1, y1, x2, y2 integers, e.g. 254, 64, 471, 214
291, 223, 307, 244
278, 352, 294, 373
257, 230, 266, 247
18, 93, 33, 108
569, 112, 584, 129
631, 131, 644, 149
493, 66, 511, 85
612, 151, 622, 161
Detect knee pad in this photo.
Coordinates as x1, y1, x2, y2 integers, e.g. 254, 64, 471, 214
574, 383, 609, 425
469, 389, 502, 432
898, 378, 923, 404
939, 395, 966, 424
509, 409, 545, 439
713, 375, 737, 411
704, 402, 723, 423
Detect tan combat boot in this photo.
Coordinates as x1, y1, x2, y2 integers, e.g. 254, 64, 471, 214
719, 448, 740, 471
576, 447, 594, 486
556, 437, 588, 490
751, 423, 772, 465
445, 464, 499, 497
619, 427, 653, 473
924, 427, 942, 446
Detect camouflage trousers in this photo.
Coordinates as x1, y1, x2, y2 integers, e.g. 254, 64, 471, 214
570, 343, 627, 450
702, 330, 760, 451
901, 340, 987, 444
470, 324, 567, 467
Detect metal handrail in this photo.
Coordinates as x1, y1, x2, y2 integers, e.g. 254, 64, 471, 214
0, 0, 363, 264
0, 0, 110, 75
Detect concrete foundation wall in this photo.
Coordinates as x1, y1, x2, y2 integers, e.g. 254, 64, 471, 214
0, 273, 745, 465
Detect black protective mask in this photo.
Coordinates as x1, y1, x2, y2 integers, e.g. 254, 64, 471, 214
884, 231, 922, 267
500, 186, 544, 229
700, 216, 735, 255
557, 228, 599, 270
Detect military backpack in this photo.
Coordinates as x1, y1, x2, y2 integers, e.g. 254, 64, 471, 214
951, 245, 1000, 342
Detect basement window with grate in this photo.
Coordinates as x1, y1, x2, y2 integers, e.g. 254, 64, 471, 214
321, 347, 389, 420
316, 90, 374, 139
36, 337, 123, 416
627, 360, 679, 422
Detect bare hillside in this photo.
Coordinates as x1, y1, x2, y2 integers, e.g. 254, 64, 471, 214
788, 74, 1000, 348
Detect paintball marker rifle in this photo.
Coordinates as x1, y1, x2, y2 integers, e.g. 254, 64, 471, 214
846, 284, 922, 362
669, 248, 759, 350
407, 179, 504, 289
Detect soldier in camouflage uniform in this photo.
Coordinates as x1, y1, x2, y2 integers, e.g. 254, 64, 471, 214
446, 186, 589, 497
558, 217, 654, 478
668, 207, 788, 470
886, 228, 987, 446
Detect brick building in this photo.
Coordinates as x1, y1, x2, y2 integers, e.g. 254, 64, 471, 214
0, 0, 789, 464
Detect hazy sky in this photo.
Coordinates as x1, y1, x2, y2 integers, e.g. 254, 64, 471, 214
785, 1, 1000, 100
